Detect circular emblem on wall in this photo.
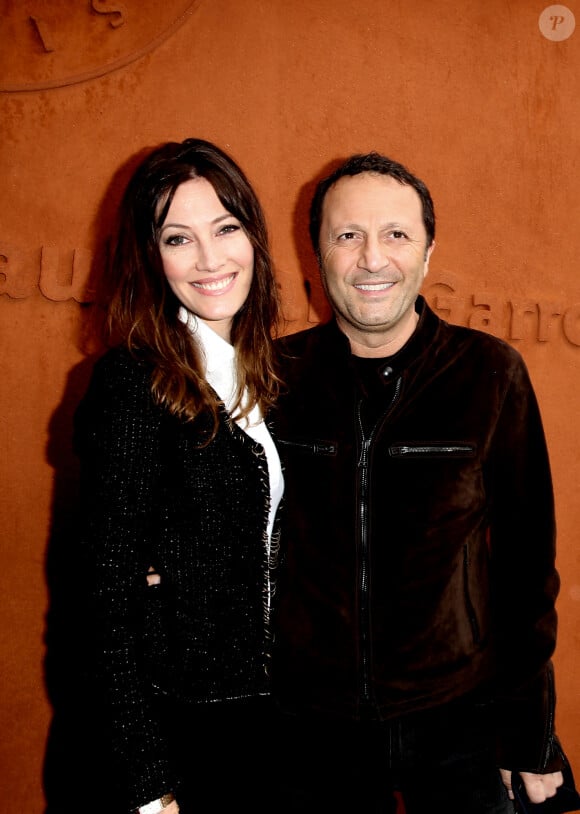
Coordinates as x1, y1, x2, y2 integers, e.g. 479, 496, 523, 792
538, 5, 576, 41
0, 1, 198, 92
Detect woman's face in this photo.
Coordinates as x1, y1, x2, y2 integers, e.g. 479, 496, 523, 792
158, 177, 254, 342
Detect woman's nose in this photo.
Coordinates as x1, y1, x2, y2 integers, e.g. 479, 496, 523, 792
196, 239, 224, 272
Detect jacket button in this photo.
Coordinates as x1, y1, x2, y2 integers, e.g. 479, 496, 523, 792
380, 365, 394, 379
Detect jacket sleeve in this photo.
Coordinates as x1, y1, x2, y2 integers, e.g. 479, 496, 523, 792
485, 348, 563, 772
74, 351, 175, 808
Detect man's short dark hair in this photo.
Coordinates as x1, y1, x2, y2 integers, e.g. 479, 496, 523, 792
309, 152, 436, 263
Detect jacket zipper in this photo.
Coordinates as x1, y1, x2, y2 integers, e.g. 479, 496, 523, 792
357, 427, 372, 705
356, 376, 402, 707
462, 543, 481, 643
276, 438, 337, 455
540, 662, 556, 770
389, 443, 475, 458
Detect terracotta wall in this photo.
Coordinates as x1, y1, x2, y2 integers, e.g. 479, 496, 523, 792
1, 1, 580, 809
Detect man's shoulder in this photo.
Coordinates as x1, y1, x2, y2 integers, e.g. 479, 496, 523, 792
276, 320, 337, 354
439, 318, 526, 370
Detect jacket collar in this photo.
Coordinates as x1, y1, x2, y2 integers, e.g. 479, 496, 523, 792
318, 295, 441, 382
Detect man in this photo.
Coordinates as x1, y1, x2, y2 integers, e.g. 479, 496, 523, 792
271, 153, 577, 813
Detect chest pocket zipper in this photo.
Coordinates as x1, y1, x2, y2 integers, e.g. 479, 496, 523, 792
276, 438, 337, 456
389, 442, 476, 458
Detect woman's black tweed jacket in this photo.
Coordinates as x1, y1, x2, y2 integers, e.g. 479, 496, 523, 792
74, 346, 276, 808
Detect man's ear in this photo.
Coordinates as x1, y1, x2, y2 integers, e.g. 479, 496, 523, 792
423, 241, 435, 277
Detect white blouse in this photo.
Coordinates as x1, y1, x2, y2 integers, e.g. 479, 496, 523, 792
180, 309, 284, 549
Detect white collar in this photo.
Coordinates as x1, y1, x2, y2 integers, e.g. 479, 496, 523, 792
179, 308, 238, 414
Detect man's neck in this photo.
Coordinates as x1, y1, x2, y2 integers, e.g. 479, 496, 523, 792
338, 308, 419, 359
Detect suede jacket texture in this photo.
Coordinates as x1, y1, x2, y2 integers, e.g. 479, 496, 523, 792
74, 346, 276, 809
270, 296, 564, 773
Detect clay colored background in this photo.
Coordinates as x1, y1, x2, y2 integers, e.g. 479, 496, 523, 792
1, 1, 580, 810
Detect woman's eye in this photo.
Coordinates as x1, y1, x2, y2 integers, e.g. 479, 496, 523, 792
164, 234, 188, 246
218, 223, 240, 235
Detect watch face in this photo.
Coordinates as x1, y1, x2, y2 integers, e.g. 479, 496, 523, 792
0, 0, 198, 92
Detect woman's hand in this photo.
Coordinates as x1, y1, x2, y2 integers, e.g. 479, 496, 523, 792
146, 566, 161, 586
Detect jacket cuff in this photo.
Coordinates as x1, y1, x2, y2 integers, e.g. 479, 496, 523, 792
493, 662, 565, 772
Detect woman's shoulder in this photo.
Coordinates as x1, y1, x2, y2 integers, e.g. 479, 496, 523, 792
93, 344, 150, 375
74, 346, 162, 452
80, 345, 155, 412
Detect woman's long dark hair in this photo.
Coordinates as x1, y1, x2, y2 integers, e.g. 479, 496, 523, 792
103, 138, 282, 432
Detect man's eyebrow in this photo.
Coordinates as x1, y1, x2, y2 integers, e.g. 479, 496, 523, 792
330, 220, 410, 231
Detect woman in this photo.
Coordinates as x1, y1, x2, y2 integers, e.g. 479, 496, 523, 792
74, 138, 284, 814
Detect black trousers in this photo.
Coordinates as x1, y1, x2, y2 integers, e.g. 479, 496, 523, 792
167, 695, 277, 814
272, 698, 516, 814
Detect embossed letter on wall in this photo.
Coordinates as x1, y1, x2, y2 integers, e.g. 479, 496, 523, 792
426, 274, 580, 348
0, 0, 199, 92
0, 245, 96, 303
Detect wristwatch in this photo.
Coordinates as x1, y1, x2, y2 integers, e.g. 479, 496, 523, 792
136, 793, 175, 814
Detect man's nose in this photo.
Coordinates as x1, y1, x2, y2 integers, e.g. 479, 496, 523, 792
358, 235, 389, 272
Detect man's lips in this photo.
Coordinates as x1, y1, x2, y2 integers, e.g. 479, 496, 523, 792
353, 281, 395, 291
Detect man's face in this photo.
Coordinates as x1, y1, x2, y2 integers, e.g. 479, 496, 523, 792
318, 172, 434, 355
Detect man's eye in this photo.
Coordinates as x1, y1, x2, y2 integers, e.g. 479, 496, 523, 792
390, 230, 407, 240
338, 232, 357, 241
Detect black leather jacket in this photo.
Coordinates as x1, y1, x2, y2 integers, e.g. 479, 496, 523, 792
271, 296, 564, 772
